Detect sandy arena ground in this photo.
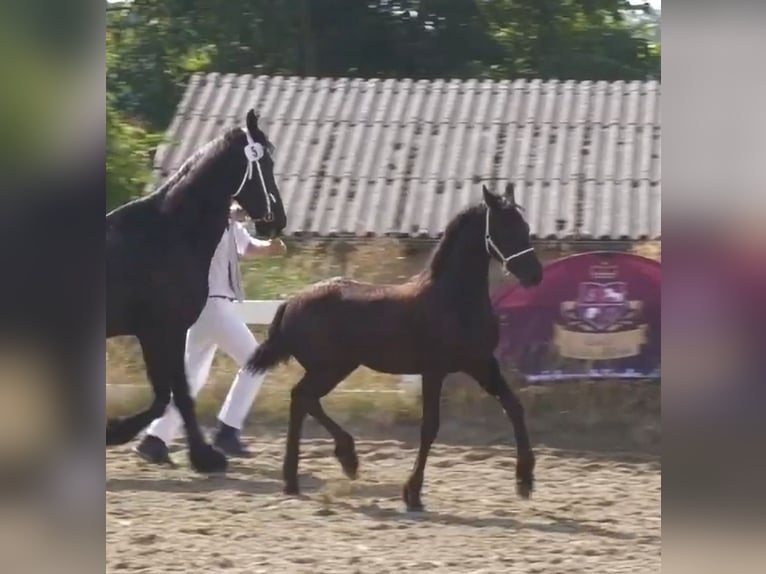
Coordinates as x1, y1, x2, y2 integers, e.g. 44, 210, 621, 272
106, 431, 660, 574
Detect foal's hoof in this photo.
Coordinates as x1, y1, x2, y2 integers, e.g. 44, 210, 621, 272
335, 446, 359, 480
402, 484, 424, 512
516, 451, 535, 499
189, 444, 228, 475
283, 483, 300, 496
516, 477, 534, 499
406, 501, 425, 513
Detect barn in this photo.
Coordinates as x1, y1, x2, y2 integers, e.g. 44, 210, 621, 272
154, 73, 662, 383
155, 73, 660, 248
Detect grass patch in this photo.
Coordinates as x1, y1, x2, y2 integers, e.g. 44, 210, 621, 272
108, 356, 659, 452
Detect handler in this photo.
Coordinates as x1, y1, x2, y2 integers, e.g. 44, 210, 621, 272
134, 203, 286, 464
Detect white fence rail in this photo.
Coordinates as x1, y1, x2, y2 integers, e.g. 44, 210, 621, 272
106, 300, 420, 400
238, 299, 284, 325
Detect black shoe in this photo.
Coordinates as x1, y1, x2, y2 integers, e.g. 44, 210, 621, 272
133, 435, 175, 466
213, 422, 252, 458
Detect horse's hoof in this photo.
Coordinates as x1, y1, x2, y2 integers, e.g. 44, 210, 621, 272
516, 451, 535, 499
283, 483, 300, 496
343, 465, 359, 480
342, 463, 358, 481
189, 444, 228, 474
402, 484, 423, 512
336, 448, 359, 480
516, 478, 534, 500
406, 502, 425, 513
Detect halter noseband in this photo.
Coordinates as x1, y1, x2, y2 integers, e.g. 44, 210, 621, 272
484, 206, 535, 275
232, 129, 275, 223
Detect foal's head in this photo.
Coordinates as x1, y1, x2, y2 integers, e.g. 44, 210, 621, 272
483, 183, 543, 287
231, 110, 287, 238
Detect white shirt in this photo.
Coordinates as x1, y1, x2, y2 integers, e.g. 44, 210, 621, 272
207, 220, 258, 301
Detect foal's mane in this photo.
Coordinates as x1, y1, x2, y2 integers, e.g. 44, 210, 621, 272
426, 203, 486, 278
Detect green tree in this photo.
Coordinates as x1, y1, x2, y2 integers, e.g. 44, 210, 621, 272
107, 0, 660, 130
106, 93, 160, 211
107, 2, 214, 131
480, 0, 659, 80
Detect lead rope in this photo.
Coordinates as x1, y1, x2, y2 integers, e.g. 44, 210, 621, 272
232, 129, 274, 222
484, 206, 535, 275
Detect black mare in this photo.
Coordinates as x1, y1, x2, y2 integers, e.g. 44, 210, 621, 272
106, 110, 286, 473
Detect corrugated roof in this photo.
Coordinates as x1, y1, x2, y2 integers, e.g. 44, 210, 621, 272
154, 74, 661, 240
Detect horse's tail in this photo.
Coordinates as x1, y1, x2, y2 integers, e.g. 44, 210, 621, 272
247, 301, 292, 373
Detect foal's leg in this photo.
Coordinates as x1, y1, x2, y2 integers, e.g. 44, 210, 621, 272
283, 366, 357, 495
402, 372, 444, 512
283, 373, 310, 495
465, 358, 534, 498
297, 366, 358, 480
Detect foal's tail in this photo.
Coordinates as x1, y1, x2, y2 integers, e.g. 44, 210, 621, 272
247, 301, 292, 373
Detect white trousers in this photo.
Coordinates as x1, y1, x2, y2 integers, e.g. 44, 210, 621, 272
145, 298, 266, 445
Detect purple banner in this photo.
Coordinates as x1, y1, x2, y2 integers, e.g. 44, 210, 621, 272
492, 251, 661, 383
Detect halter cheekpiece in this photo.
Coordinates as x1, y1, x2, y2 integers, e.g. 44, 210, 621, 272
232, 128, 274, 222
484, 205, 534, 275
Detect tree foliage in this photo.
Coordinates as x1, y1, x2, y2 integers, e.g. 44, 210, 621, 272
105, 0, 660, 206
106, 93, 160, 212
480, 0, 660, 80
108, 0, 660, 130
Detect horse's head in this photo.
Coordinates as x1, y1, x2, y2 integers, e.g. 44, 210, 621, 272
231, 110, 287, 238
482, 183, 543, 287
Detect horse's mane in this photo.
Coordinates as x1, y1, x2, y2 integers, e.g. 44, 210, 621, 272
156, 128, 242, 201
426, 203, 486, 278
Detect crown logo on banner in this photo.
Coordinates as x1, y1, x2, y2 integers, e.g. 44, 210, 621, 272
555, 258, 648, 360
588, 262, 619, 280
